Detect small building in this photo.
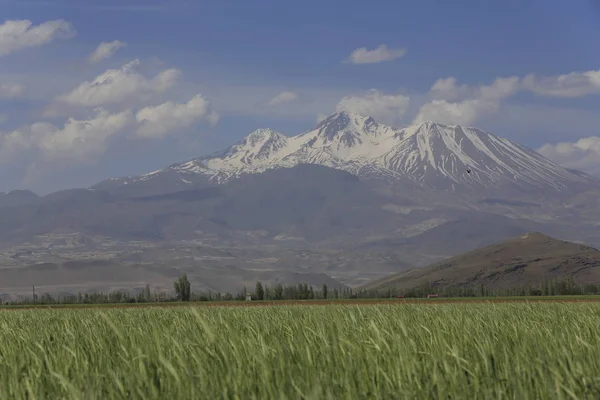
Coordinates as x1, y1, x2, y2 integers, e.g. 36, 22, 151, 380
427, 294, 439, 298
245, 293, 252, 301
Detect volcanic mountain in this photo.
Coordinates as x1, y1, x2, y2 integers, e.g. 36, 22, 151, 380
360, 232, 600, 291
94, 111, 597, 197
0, 114, 600, 296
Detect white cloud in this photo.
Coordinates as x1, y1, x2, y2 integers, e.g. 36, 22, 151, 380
0, 19, 76, 56
345, 44, 407, 64
413, 76, 520, 125
316, 113, 327, 123
268, 90, 298, 106
0, 109, 133, 163
429, 77, 470, 101
522, 70, 600, 98
478, 76, 521, 100
335, 89, 410, 125
0, 83, 26, 98
413, 99, 497, 126
46, 59, 181, 114
537, 137, 600, 176
136, 94, 219, 138
195, 84, 350, 121
87, 40, 127, 64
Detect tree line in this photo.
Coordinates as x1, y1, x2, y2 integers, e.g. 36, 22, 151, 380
353, 277, 600, 299
3, 275, 351, 305
3, 275, 599, 306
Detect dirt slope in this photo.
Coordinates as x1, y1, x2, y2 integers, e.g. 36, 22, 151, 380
361, 232, 600, 291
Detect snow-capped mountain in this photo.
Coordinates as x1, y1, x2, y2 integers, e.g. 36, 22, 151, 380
97, 111, 597, 193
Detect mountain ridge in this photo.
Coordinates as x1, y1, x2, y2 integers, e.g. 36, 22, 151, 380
93, 111, 598, 196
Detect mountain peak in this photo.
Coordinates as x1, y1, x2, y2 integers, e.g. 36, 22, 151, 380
415, 120, 456, 128
315, 112, 378, 141
516, 232, 556, 242
202, 127, 290, 169
407, 121, 488, 137
243, 128, 286, 146
409, 120, 477, 132
318, 111, 374, 127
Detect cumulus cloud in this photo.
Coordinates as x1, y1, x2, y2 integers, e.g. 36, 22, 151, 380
0, 83, 26, 98
345, 44, 407, 64
46, 59, 181, 114
335, 89, 410, 125
522, 70, 600, 98
268, 90, 298, 106
136, 94, 219, 138
537, 137, 600, 176
87, 40, 127, 64
413, 99, 496, 126
430, 69, 600, 101
0, 93, 218, 168
479, 77, 521, 100
429, 77, 470, 101
0, 19, 76, 56
0, 109, 133, 163
413, 76, 520, 125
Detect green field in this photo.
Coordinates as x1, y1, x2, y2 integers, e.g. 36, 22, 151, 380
5, 294, 600, 309
1, 303, 599, 399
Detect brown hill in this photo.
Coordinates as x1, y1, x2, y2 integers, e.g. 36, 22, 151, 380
360, 232, 600, 291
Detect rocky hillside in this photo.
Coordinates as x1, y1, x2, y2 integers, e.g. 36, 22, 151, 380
361, 232, 600, 291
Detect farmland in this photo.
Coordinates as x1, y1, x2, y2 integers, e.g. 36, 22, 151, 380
1, 302, 600, 399
3, 295, 600, 309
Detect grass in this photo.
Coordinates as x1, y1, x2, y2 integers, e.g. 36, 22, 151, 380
1, 303, 600, 399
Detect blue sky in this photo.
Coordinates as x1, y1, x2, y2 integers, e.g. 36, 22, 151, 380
1, 0, 600, 193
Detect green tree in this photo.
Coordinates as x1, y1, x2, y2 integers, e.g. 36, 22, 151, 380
255, 281, 264, 300
541, 279, 549, 296
301, 283, 310, 299
174, 274, 191, 301
274, 284, 283, 300
322, 283, 328, 299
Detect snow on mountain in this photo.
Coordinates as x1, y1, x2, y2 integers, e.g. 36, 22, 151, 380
97, 111, 597, 192
378, 121, 592, 189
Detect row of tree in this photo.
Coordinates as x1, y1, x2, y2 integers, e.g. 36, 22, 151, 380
3, 276, 599, 306
250, 281, 340, 300
3, 276, 351, 305
354, 277, 600, 298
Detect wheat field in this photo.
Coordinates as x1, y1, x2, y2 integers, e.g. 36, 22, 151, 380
0, 303, 598, 399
